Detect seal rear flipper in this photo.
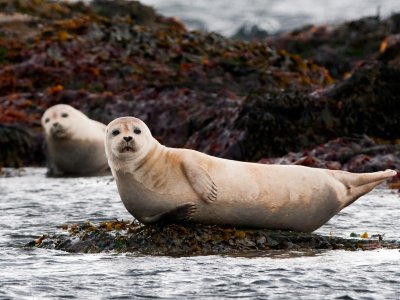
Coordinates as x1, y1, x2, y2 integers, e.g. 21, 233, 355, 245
336, 169, 397, 209
341, 180, 387, 209
181, 160, 218, 203
332, 169, 397, 187
140, 202, 197, 225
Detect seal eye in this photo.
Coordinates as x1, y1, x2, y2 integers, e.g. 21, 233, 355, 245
45, 118, 50, 123
61, 113, 68, 118
112, 129, 120, 136
134, 128, 141, 135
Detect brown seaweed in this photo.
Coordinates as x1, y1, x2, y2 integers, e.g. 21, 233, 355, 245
27, 220, 400, 255
1, 0, 400, 172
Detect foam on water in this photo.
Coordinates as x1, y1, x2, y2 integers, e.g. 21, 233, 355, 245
141, 0, 400, 35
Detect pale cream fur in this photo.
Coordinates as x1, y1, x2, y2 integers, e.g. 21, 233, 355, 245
105, 116, 397, 232
41, 104, 109, 176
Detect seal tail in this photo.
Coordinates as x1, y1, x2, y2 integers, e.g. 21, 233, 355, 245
334, 169, 397, 208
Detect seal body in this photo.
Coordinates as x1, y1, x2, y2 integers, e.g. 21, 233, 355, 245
41, 104, 109, 176
105, 117, 397, 232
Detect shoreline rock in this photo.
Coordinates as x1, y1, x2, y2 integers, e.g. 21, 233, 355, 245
266, 14, 400, 78
1, 0, 400, 174
260, 136, 400, 172
27, 220, 400, 255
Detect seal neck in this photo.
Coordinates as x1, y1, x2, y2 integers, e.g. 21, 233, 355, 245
131, 143, 166, 174
111, 140, 166, 177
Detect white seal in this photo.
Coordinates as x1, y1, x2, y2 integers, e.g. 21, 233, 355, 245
41, 104, 109, 176
105, 116, 396, 232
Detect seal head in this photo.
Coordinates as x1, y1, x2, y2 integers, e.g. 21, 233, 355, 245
105, 117, 157, 171
41, 104, 79, 139
41, 104, 109, 176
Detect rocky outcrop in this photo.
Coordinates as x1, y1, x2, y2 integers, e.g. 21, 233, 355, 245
28, 220, 400, 255
1, 0, 400, 171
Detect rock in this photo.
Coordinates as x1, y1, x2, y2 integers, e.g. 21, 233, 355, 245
266, 14, 400, 78
0, 124, 42, 167
1, 0, 400, 171
260, 136, 400, 173
27, 220, 400, 255
227, 60, 400, 161
231, 24, 269, 41
0, 0, 331, 166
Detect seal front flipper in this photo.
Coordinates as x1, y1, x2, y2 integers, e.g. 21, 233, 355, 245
140, 202, 197, 225
181, 160, 218, 203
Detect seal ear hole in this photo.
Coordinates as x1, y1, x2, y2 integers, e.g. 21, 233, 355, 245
61, 113, 68, 118
134, 128, 141, 135
45, 118, 50, 123
112, 129, 120, 136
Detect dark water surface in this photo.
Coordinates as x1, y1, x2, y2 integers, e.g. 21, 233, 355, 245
0, 168, 399, 299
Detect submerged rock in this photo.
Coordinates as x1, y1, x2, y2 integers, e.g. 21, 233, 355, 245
27, 220, 400, 255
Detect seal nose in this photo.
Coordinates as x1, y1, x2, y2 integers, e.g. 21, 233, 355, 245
53, 122, 59, 127
123, 136, 133, 142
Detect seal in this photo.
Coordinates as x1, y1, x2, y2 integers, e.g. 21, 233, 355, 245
41, 104, 109, 176
105, 116, 397, 232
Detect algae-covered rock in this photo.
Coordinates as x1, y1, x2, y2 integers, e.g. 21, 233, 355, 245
27, 220, 400, 255
260, 136, 400, 172
1, 1, 400, 169
0, 0, 332, 167
227, 60, 400, 161
266, 14, 400, 78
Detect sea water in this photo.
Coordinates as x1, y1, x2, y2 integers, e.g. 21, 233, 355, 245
0, 168, 399, 299
141, 0, 400, 36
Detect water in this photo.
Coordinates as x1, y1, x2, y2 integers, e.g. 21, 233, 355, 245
3, 1, 400, 297
0, 168, 399, 299
140, 0, 400, 36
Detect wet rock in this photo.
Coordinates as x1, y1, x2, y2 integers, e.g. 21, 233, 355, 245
27, 220, 400, 255
0, 0, 332, 167
0, 0, 173, 27
231, 24, 269, 41
266, 14, 400, 78
1, 1, 400, 171
0, 124, 42, 167
260, 136, 400, 173
266, 236, 279, 247
228, 60, 400, 161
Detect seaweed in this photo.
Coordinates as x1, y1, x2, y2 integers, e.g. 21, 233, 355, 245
266, 13, 400, 78
1, 0, 400, 171
28, 220, 400, 255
